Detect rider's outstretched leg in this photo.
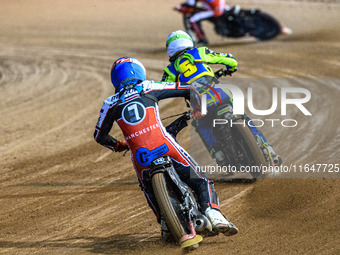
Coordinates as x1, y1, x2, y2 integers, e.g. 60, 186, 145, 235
190, 21, 208, 46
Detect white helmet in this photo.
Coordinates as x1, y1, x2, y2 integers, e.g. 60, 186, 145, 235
166, 30, 194, 57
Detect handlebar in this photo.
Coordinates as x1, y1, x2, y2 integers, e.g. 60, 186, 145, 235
165, 111, 191, 139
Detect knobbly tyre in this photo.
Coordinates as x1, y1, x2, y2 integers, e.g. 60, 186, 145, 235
165, 68, 277, 182
175, 3, 291, 45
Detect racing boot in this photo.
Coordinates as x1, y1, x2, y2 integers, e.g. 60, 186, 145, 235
205, 207, 238, 236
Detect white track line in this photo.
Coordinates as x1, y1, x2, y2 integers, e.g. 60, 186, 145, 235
219, 187, 253, 208
94, 150, 113, 163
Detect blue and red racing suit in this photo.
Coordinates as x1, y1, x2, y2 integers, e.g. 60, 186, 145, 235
94, 80, 220, 220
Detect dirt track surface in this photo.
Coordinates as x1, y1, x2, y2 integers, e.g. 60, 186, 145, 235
0, 0, 339, 254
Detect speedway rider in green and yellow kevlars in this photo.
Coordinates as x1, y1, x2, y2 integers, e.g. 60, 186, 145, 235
162, 30, 282, 168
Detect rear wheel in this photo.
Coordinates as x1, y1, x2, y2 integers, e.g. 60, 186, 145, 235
249, 12, 281, 40
152, 171, 187, 242
233, 119, 267, 178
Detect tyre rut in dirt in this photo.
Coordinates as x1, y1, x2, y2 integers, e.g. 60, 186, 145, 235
152, 172, 186, 242
234, 119, 267, 178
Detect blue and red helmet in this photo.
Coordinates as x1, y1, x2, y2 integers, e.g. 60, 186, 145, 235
110, 57, 146, 89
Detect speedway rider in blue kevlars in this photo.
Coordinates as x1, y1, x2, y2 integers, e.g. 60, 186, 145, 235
162, 30, 282, 167
94, 57, 238, 241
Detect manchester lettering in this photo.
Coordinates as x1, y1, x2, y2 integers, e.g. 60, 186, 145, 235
125, 124, 159, 141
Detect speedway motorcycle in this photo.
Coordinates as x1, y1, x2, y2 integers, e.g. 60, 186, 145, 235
175, 3, 291, 45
